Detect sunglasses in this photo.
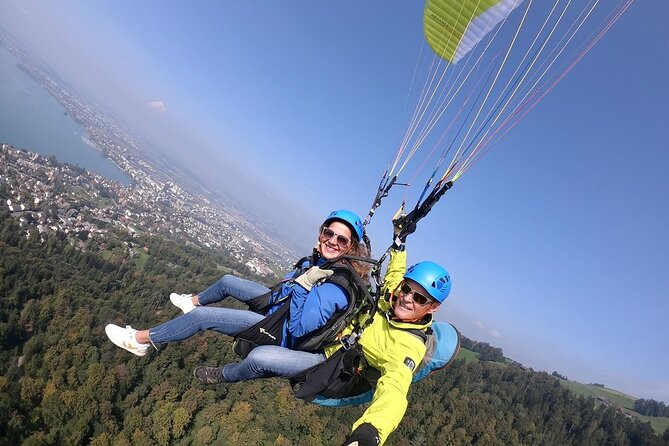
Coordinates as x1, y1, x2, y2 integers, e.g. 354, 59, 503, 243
320, 227, 352, 249
399, 281, 434, 306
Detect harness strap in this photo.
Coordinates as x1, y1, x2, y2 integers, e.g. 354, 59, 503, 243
296, 256, 377, 352
235, 254, 378, 356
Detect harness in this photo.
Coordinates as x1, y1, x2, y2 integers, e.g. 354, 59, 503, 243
242, 255, 312, 315
233, 254, 378, 359
289, 299, 418, 403
291, 340, 379, 402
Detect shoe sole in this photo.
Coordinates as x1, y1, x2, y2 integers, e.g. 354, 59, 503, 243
170, 293, 195, 314
105, 325, 148, 357
193, 366, 224, 384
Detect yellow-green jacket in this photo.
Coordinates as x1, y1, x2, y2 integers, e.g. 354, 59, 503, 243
324, 249, 434, 445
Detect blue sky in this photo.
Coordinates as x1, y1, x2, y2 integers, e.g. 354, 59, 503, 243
1, 1, 668, 403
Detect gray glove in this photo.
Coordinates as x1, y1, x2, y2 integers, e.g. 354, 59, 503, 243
294, 266, 334, 291
392, 204, 408, 249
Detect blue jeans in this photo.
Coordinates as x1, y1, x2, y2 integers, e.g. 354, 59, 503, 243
149, 274, 324, 381
222, 346, 326, 382
149, 306, 264, 343
198, 274, 270, 305
150, 274, 269, 342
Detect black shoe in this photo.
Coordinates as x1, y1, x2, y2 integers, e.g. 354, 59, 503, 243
194, 366, 227, 384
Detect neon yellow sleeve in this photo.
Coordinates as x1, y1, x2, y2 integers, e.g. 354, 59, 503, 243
352, 331, 426, 445
382, 248, 407, 295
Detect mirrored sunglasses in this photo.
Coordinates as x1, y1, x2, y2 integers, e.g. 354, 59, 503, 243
320, 227, 352, 249
399, 281, 434, 306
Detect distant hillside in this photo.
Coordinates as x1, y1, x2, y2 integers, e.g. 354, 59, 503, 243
458, 345, 669, 436
1, 211, 668, 445
559, 380, 669, 435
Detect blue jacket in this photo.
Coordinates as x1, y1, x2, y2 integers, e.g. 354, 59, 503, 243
271, 257, 349, 349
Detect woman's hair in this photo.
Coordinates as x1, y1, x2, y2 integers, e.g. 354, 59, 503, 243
318, 224, 372, 280
345, 239, 372, 279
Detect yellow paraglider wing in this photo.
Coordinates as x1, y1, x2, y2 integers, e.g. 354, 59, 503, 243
424, 0, 524, 63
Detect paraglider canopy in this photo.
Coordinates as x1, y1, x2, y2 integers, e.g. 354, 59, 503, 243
424, 0, 524, 63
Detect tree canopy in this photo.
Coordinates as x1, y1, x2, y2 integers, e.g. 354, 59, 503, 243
1, 215, 667, 445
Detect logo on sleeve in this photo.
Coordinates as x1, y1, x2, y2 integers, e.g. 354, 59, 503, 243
403, 357, 416, 372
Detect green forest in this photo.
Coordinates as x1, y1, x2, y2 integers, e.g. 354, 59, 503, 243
1, 208, 669, 446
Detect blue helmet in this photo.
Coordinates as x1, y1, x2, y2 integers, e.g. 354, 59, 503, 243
404, 261, 451, 303
323, 209, 364, 242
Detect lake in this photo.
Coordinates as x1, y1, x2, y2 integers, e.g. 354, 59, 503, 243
0, 44, 130, 185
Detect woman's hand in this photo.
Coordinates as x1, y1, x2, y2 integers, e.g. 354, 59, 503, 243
294, 266, 334, 291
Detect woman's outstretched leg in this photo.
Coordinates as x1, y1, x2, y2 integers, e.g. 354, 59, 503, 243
198, 275, 271, 305
171, 274, 271, 313
105, 306, 265, 356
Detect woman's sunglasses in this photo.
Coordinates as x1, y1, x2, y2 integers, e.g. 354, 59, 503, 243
399, 281, 434, 306
320, 227, 352, 249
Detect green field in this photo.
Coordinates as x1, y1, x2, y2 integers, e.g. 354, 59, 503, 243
559, 380, 635, 408
558, 379, 669, 435
457, 347, 479, 362
638, 413, 669, 435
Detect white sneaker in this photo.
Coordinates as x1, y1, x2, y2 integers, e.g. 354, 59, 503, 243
170, 293, 196, 314
105, 324, 149, 357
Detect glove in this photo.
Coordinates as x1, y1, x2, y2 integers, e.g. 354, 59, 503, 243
341, 423, 380, 446
392, 204, 413, 250
294, 266, 334, 291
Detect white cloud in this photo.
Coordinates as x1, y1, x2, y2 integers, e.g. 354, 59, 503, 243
147, 101, 167, 113
473, 320, 501, 340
